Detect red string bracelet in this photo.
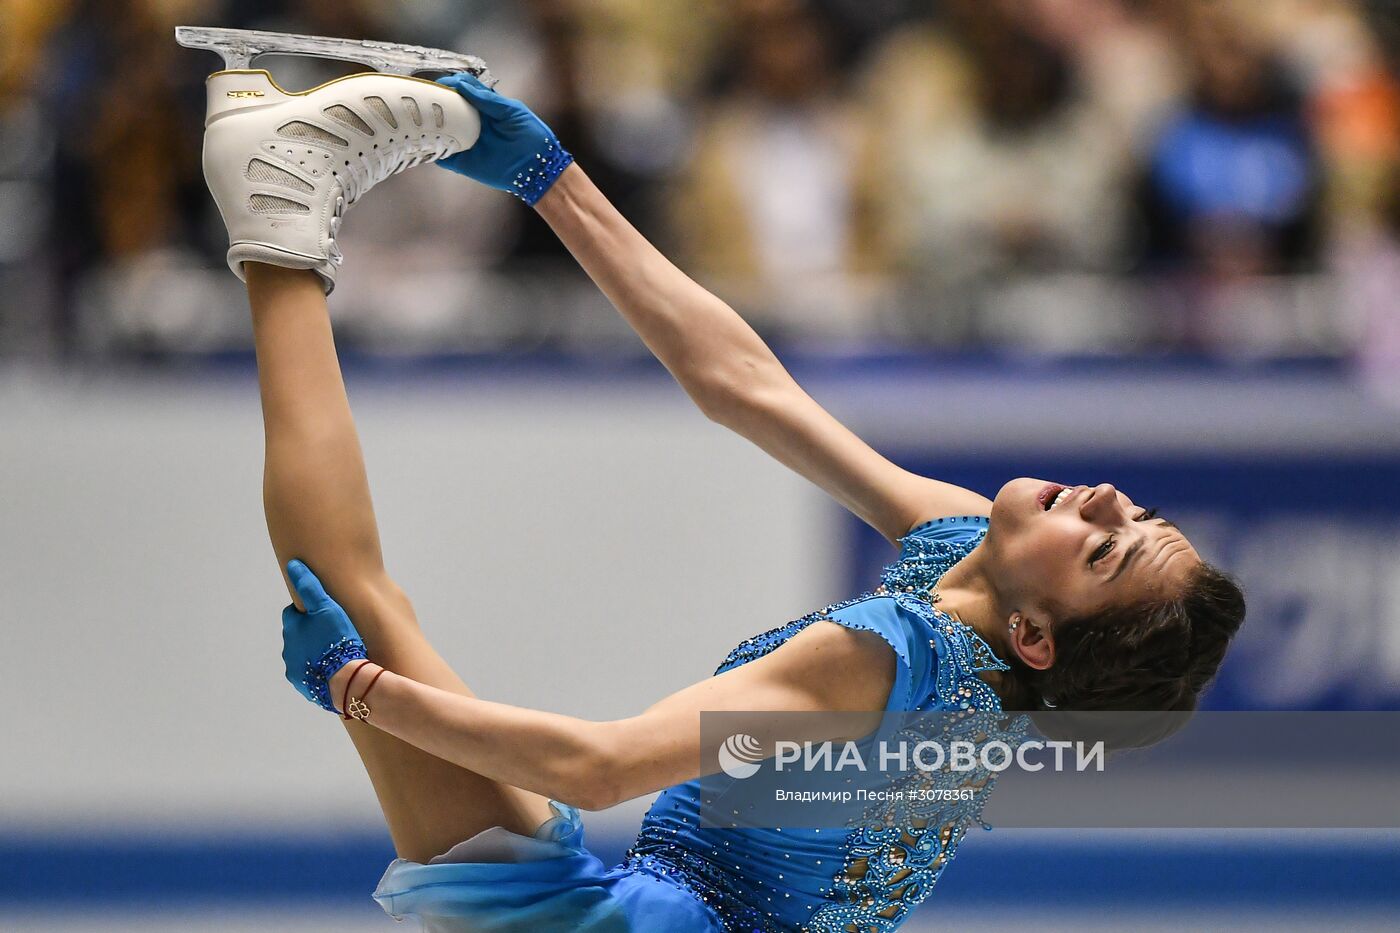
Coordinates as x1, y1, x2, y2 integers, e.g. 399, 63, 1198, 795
339, 659, 374, 720
346, 667, 388, 722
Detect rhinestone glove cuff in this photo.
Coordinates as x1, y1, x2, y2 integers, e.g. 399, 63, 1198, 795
512, 140, 574, 205
304, 636, 368, 713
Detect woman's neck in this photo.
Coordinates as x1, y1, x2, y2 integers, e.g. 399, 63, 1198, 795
931, 546, 1012, 663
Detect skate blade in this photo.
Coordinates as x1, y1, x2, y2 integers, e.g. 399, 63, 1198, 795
174, 26, 495, 86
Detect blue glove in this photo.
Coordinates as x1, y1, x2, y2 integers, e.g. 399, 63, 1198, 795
281, 560, 367, 713
435, 73, 574, 205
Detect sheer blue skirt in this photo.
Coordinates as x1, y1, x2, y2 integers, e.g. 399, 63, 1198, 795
372, 803, 724, 933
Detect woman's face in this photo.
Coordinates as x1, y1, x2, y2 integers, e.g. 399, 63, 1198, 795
985, 478, 1201, 622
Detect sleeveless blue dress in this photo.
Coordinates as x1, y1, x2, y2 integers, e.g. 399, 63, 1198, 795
374, 515, 1012, 932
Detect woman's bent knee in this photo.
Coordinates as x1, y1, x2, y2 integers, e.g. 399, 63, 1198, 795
344, 578, 470, 691
332, 574, 421, 638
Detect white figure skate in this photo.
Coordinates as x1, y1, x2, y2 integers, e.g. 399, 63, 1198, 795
177, 26, 491, 293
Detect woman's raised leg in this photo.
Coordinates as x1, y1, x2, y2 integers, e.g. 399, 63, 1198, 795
245, 262, 555, 862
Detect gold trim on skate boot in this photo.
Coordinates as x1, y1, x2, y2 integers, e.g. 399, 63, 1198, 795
207, 68, 455, 98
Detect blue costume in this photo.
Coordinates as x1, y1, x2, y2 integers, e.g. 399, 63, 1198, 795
369, 516, 1016, 932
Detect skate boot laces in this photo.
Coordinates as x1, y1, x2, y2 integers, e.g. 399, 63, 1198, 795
328, 132, 456, 261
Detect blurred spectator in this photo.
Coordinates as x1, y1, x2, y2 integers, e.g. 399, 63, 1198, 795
1134, 0, 1323, 278
34, 0, 211, 354
1268, 0, 1400, 230
44, 0, 202, 257
667, 0, 883, 336
858, 0, 1149, 340
0, 0, 71, 110
495, 0, 670, 269
1337, 146, 1400, 407
1025, 0, 1184, 142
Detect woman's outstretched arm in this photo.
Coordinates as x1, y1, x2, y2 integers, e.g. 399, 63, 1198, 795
434, 74, 986, 542
533, 165, 989, 542
285, 559, 893, 811
436, 76, 986, 541
328, 617, 891, 810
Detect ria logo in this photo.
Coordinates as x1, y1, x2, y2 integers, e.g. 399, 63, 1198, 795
717, 733, 764, 779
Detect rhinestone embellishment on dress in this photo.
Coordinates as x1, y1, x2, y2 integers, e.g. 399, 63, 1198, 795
629, 518, 1027, 932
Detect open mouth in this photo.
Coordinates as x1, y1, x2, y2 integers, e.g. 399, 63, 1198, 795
1038, 483, 1075, 511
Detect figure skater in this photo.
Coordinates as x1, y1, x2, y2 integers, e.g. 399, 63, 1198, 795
196, 64, 1244, 932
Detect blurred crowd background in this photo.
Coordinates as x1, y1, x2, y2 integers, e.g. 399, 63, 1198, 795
4, 0, 1400, 388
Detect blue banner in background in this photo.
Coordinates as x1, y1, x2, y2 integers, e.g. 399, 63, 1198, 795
847, 455, 1400, 711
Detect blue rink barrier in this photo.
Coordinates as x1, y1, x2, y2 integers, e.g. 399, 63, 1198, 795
0, 829, 1396, 908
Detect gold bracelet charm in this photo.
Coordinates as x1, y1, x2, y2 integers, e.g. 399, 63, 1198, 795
344, 665, 387, 722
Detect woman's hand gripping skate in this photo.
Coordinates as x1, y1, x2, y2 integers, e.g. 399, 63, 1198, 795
280, 560, 368, 713
435, 73, 573, 204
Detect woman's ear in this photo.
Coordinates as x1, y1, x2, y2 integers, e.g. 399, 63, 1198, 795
1007, 612, 1055, 671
